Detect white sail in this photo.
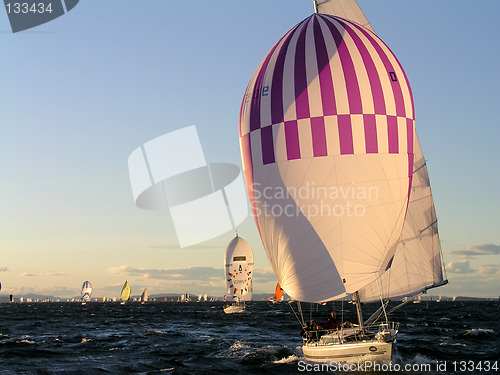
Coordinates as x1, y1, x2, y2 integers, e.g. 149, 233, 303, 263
239, 12, 414, 303
140, 288, 148, 302
358, 134, 446, 302
315, 0, 374, 33
203, 293, 207, 302
224, 234, 254, 300
81, 281, 92, 302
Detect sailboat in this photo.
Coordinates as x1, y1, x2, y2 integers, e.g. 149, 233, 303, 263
436, 292, 442, 303
223, 233, 254, 314
238, 0, 447, 363
120, 281, 131, 304
81, 281, 92, 305
271, 283, 284, 304
140, 288, 148, 304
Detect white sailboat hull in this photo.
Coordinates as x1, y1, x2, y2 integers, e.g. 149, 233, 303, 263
223, 304, 245, 314
303, 340, 393, 363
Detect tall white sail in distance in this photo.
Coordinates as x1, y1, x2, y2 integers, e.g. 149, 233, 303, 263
239, 12, 414, 303
140, 288, 148, 302
315, 0, 374, 33
358, 134, 446, 302
225, 234, 254, 300
81, 281, 92, 302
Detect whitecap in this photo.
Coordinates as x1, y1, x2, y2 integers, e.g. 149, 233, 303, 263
273, 354, 300, 364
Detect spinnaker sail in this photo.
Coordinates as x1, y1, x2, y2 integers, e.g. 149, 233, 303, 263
120, 281, 131, 302
81, 281, 92, 302
224, 234, 254, 302
274, 283, 284, 301
240, 10, 415, 303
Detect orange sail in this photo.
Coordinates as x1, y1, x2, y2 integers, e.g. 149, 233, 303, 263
274, 283, 283, 301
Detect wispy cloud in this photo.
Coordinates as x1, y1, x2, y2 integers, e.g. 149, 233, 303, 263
107, 265, 222, 281
0, 267, 9, 272
149, 245, 224, 250
448, 243, 500, 258
446, 260, 474, 274
478, 264, 500, 276
19, 271, 68, 277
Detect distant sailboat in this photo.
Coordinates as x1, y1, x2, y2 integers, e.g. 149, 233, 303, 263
223, 233, 254, 314
272, 283, 284, 304
437, 292, 442, 303
238, 0, 447, 363
140, 288, 148, 304
203, 293, 208, 302
81, 281, 92, 305
120, 281, 131, 304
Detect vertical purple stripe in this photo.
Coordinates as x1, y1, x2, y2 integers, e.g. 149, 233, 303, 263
311, 117, 328, 157
387, 116, 398, 154
321, 15, 363, 114
249, 39, 283, 131
338, 115, 354, 154
271, 20, 306, 125
343, 18, 407, 117
339, 20, 386, 115
406, 118, 413, 155
294, 19, 311, 120
312, 15, 336, 116
261, 126, 275, 165
284, 121, 301, 160
363, 114, 378, 153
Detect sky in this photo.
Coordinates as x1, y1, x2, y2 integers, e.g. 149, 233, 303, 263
1, 0, 499, 300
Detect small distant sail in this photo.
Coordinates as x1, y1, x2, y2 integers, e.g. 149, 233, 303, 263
120, 281, 131, 301
140, 288, 148, 303
203, 293, 208, 302
224, 234, 254, 301
81, 281, 93, 302
274, 283, 284, 301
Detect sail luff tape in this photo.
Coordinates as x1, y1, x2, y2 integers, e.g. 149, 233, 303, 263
128, 126, 248, 247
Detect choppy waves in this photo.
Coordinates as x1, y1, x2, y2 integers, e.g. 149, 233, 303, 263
0, 300, 498, 374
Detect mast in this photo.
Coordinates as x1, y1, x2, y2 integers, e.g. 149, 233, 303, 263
312, 0, 318, 14
354, 291, 364, 329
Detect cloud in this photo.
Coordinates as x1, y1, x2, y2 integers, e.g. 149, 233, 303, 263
0, 267, 8, 272
252, 268, 278, 283
19, 271, 68, 277
479, 265, 500, 276
448, 243, 500, 257
149, 245, 223, 250
446, 260, 474, 274
107, 265, 222, 281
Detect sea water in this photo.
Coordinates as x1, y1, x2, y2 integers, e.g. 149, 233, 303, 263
0, 301, 498, 374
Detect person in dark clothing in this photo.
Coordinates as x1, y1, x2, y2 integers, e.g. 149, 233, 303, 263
325, 311, 341, 331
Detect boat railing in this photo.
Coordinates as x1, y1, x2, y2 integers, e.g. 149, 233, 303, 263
302, 321, 399, 346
